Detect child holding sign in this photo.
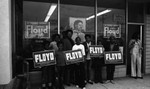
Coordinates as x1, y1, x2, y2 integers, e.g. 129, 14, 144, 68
41, 40, 55, 89
72, 37, 86, 89
55, 41, 66, 89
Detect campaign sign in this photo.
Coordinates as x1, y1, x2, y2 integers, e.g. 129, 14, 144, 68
25, 21, 50, 39
33, 50, 56, 68
89, 45, 104, 57
103, 24, 121, 38
64, 50, 84, 65
104, 51, 123, 64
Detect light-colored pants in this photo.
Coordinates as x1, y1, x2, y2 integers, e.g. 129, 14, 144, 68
131, 53, 142, 77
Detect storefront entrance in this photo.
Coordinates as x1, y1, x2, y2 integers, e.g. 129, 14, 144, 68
127, 24, 144, 75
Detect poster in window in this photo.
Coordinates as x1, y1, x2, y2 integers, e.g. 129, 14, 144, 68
69, 17, 86, 42
103, 24, 121, 38
25, 21, 50, 39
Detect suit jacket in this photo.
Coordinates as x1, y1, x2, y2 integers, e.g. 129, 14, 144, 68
104, 42, 119, 51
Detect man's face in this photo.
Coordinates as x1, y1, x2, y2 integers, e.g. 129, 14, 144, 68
77, 22, 83, 31
75, 22, 83, 31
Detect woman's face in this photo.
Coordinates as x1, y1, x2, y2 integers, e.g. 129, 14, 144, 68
55, 36, 60, 42
58, 44, 63, 51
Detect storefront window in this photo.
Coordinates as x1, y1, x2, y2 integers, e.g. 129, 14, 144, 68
128, 2, 144, 23
23, 1, 58, 57
60, 2, 95, 43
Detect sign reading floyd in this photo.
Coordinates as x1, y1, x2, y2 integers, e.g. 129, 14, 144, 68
33, 50, 55, 68
25, 21, 50, 39
64, 50, 84, 65
103, 24, 121, 38
104, 51, 123, 64
89, 45, 104, 57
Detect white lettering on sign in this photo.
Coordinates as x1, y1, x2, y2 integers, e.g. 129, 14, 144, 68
106, 53, 122, 61
103, 24, 121, 38
104, 27, 119, 37
29, 26, 48, 34
66, 51, 82, 61
90, 47, 103, 54
35, 53, 54, 63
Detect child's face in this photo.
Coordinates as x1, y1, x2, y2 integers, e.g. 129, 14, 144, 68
86, 36, 91, 43
76, 37, 81, 44
45, 43, 49, 50
58, 44, 63, 51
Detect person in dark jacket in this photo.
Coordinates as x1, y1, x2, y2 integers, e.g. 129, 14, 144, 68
104, 35, 119, 84
92, 39, 104, 84
62, 29, 74, 86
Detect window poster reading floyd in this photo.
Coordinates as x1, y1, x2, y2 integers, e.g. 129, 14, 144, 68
103, 24, 121, 38
69, 17, 86, 42
64, 49, 84, 65
33, 50, 56, 68
25, 21, 50, 39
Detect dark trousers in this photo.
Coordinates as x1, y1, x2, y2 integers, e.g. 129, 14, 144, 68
42, 66, 55, 86
94, 66, 102, 83
85, 60, 93, 82
56, 66, 65, 89
75, 62, 86, 88
64, 65, 70, 85
92, 57, 103, 83
106, 64, 115, 80
64, 64, 76, 85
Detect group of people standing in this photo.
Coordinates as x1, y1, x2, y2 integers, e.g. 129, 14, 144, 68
40, 29, 122, 89
38, 29, 143, 89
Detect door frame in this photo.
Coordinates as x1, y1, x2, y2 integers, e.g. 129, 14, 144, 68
126, 22, 145, 75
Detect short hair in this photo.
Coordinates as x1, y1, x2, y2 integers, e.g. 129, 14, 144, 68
57, 41, 63, 47
75, 36, 81, 42
51, 34, 60, 41
66, 29, 73, 34
85, 34, 91, 38
109, 35, 115, 41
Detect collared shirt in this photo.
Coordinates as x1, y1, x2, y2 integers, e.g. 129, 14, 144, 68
86, 42, 91, 60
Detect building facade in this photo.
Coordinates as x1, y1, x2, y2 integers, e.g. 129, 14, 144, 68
0, 0, 150, 84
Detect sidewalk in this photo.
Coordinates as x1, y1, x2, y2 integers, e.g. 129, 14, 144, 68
65, 74, 150, 89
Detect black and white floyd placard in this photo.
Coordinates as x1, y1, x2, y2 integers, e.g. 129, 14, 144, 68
104, 51, 123, 64
64, 49, 84, 65
33, 50, 56, 68
89, 45, 104, 57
